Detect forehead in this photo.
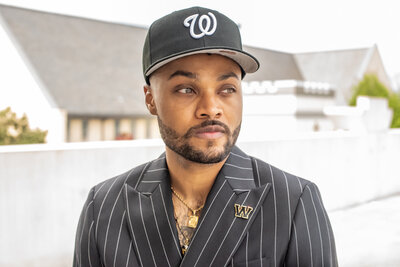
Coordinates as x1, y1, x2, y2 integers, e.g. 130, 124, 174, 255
150, 53, 242, 81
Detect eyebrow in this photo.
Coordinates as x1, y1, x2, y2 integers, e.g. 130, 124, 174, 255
168, 70, 197, 80
217, 72, 240, 81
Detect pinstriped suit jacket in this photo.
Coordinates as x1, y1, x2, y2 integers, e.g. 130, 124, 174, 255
74, 146, 337, 267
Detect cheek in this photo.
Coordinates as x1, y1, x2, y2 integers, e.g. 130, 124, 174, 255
225, 98, 243, 123
156, 101, 195, 131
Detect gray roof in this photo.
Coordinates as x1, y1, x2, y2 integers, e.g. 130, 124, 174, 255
1, 4, 149, 117
243, 45, 303, 81
294, 46, 391, 103
1, 5, 391, 113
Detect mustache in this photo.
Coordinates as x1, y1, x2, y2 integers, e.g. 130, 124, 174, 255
184, 120, 231, 138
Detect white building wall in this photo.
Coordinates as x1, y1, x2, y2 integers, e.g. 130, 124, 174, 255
148, 117, 161, 139
133, 118, 147, 139
102, 119, 115, 140
119, 118, 132, 135
0, 17, 66, 143
87, 119, 102, 141
68, 119, 82, 142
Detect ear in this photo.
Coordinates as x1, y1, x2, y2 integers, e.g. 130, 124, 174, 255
144, 85, 157, 115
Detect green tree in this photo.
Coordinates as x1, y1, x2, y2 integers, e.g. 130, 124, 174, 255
389, 92, 400, 128
0, 107, 47, 145
349, 74, 400, 128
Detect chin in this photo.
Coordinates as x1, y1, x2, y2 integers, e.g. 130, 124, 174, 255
176, 140, 232, 164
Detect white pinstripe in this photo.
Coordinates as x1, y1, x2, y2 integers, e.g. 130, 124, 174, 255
147, 168, 168, 172
193, 192, 236, 267
141, 180, 162, 183
95, 178, 119, 241
103, 193, 123, 262
230, 152, 250, 160
79, 200, 93, 266
124, 185, 143, 266
134, 162, 150, 189
139, 194, 157, 266
307, 186, 324, 267
225, 176, 253, 180
300, 198, 313, 267
113, 211, 126, 267
293, 221, 300, 267
260, 208, 264, 267
187, 180, 228, 250
282, 171, 292, 236
254, 159, 261, 186
88, 221, 94, 267
268, 164, 277, 267
245, 232, 249, 267
125, 242, 132, 267
158, 184, 182, 258
224, 163, 252, 170
150, 194, 171, 267
104, 181, 128, 261
209, 191, 251, 266
93, 182, 107, 199
224, 184, 270, 267
254, 159, 263, 266
313, 184, 333, 266
295, 176, 303, 193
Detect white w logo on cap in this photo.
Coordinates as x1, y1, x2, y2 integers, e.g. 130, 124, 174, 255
183, 12, 217, 39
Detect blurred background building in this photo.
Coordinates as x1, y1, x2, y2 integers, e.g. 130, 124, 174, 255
0, 5, 394, 142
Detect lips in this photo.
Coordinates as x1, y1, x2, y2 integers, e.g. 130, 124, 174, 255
194, 125, 226, 134
193, 125, 226, 139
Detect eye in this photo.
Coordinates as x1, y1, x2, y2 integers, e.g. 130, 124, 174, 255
220, 87, 236, 94
177, 88, 195, 94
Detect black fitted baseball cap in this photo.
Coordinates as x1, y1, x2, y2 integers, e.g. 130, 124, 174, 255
142, 6, 260, 84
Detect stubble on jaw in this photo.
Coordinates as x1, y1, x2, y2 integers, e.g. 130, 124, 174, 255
157, 117, 241, 164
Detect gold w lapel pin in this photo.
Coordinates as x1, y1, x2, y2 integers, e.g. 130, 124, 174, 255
234, 204, 254, 219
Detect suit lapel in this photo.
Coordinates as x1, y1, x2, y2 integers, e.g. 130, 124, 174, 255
181, 147, 271, 267
123, 154, 182, 267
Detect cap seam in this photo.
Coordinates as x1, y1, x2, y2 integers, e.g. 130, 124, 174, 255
148, 23, 153, 65
145, 47, 259, 76
197, 7, 206, 48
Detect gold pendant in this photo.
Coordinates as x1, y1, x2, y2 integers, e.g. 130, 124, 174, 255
182, 246, 187, 255
188, 215, 199, 228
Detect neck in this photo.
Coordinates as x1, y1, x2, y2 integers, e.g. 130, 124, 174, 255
166, 147, 227, 206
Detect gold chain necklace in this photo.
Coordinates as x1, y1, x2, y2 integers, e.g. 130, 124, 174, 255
171, 186, 204, 228
174, 214, 190, 255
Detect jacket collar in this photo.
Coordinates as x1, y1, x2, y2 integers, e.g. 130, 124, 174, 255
128, 146, 257, 194
123, 146, 271, 266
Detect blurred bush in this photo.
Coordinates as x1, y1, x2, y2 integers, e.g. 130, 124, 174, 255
0, 107, 47, 145
349, 74, 400, 128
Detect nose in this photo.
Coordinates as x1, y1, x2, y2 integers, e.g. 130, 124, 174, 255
195, 92, 223, 119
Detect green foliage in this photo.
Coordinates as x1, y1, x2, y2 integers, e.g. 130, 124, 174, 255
349, 74, 400, 128
349, 74, 390, 105
0, 107, 47, 145
389, 93, 400, 128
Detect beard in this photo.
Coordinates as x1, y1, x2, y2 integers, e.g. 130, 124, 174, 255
157, 117, 241, 164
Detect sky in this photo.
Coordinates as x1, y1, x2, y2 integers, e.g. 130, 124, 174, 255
1, 0, 399, 81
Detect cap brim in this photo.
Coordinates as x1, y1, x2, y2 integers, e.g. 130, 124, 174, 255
145, 47, 259, 77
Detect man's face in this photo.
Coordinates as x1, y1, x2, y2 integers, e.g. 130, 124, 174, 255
145, 54, 243, 164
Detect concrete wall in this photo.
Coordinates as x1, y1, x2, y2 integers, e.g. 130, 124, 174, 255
0, 131, 399, 266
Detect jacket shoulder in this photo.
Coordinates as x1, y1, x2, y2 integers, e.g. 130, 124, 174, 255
251, 156, 313, 197
90, 161, 149, 204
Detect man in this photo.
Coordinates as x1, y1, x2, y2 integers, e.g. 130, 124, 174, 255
74, 6, 337, 267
